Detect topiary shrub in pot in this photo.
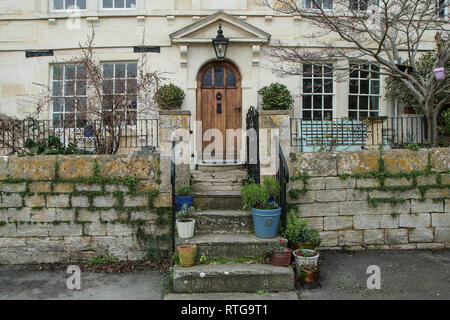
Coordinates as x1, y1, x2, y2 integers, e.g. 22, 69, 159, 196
241, 182, 281, 239
175, 184, 193, 212
154, 83, 185, 110
258, 83, 294, 111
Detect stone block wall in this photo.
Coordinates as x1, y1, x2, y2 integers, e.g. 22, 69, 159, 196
0, 153, 184, 265
288, 148, 450, 250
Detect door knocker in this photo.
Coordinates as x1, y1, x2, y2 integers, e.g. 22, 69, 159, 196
216, 92, 222, 101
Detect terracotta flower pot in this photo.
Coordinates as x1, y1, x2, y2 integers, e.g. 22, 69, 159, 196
299, 265, 320, 283
177, 245, 197, 267
271, 249, 292, 266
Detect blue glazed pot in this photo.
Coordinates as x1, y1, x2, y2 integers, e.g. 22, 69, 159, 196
252, 207, 281, 239
176, 196, 194, 212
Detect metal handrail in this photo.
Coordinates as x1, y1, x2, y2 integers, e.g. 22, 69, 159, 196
170, 139, 176, 253
277, 142, 290, 232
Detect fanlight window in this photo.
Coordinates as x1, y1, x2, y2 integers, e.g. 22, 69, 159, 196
201, 66, 236, 87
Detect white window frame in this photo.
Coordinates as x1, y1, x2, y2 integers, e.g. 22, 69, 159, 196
100, 0, 137, 10
50, 0, 87, 12
348, 63, 381, 120
301, 63, 335, 120
302, 0, 334, 10
50, 64, 88, 128
101, 61, 139, 125
349, 0, 369, 11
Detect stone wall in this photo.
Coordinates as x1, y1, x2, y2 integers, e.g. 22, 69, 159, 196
288, 148, 450, 250
0, 154, 180, 265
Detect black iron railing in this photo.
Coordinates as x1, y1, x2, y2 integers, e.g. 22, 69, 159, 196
276, 141, 290, 232
0, 118, 159, 155
246, 106, 260, 184
291, 116, 428, 151
171, 139, 176, 253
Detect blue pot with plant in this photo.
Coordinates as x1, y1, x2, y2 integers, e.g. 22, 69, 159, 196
175, 184, 193, 212
264, 176, 280, 203
241, 181, 281, 239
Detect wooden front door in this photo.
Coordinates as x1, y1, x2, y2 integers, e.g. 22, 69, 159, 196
197, 62, 242, 163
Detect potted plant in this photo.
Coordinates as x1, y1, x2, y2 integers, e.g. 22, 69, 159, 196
154, 83, 185, 110
177, 244, 196, 267
258, 83, 294, 110
265, 240, 292, 267
241, 182, 281, 239
296, 264, 320, 284
293, 248, 319, 267
282, 211, 321, 250
175, 184, 193, 212
263, 176, 280, 203
176, 205, 196, 239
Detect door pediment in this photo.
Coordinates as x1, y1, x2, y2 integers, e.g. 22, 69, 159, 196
170, 11, 271, 44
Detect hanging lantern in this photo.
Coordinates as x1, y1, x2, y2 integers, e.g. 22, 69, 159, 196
212, 24, 229, 60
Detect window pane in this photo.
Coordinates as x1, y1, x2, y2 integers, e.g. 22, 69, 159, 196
103, 0, 113, 8
103, 80, 113, 95
360, 80, 369, 94
115, 63, 126, 78
371, 80, 380, 94
323, 0, 333, 9
76, 81, 86, 96
359, 96, 369, 109
350, 80, 359, 93
313, 111, 322, 120
65, 81, 75, 96
349, 95, 358, 108
114, 0, 125, 8
214, 66, 224, 86
313, 79, 323, 93
226, 68, 236, 87
303, 79, 312, 93
65, 0, 75, 9
127, 63, 137, 78
54, 0, 63, 10
313, 65, 323, 77
370, 97, 379, 110
53, 81, 62, 96
53, 98, 64, 112
76, 65, 87, 79
76, 0, 86, 9
324, 79, 333, 93
303, 96, 312, 109
324, 110, 333, 120
303, 64, 312, 77
126, 0, 136, 8
324, 65, 333, 77
202, 69, 212, 86
115, 80, 125, 94
127, 79, 137, 94
104, 64, 114, 78
360, 65, 369, 78
65, 98, 75, 112
65, 65, 75, 79
349, 111, 358, 120
350, 65, 359, 78
303, 110, 312, 120
324, 95, 333, 108
313, 95, 322, 109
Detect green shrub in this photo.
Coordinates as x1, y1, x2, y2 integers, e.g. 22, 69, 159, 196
154, 83, 185, 110
282, 211, 321, 248
263, 176, 280, 199
175, 184, 191, 196
241, 183, 277, 210
258, 83, 294, 110
176, 204, 195, 222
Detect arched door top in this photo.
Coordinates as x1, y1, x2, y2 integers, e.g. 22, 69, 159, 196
197, 61, 242, 88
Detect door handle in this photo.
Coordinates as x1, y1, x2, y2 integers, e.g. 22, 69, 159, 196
235, 106, 242, 113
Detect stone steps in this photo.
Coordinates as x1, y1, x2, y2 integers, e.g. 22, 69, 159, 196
191, 210, 252, 234
193, 191, 243, 210
172, 263, 295, 293
196, 164, 246, 172
164, 291, 299, 300
177, 234, 286, 260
